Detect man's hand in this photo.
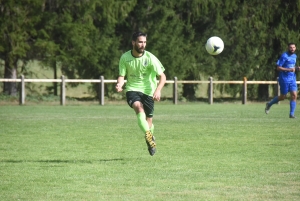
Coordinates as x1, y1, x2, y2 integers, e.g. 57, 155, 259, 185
116, 76, 125, 92
153, 73, 166, 101
153, 90, 161, 101
115, 83, 123, 92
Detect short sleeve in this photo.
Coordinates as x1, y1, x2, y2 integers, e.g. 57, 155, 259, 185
151, 55, 165, 75
276, 53, 286, 67
119, 56, 126, 76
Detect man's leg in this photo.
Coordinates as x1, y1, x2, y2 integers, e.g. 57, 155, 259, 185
142, 95, 156, 156
265, 95, 285, 114
150, 123, 154, 134
289, 100, 296, 118
137, 112, 150, 132
265, 81, 287, 114
126, 91, 156, 156
289, 89, 297, 118
133, 102, 156, 155
126, 92, 150, 133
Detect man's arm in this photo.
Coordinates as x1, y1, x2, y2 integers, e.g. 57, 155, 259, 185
116, 76, 125, 92
277, 66, 295, 72
153, 73, 166, 101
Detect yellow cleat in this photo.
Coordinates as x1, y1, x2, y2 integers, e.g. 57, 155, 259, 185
145, 131, 156, 156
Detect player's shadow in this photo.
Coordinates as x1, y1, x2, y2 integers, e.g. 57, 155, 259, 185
0, 158, 124, 164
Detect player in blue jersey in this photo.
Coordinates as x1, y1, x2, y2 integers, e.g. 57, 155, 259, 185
265, 43, 300, 118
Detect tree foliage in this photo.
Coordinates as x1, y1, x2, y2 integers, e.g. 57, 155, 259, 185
0, 0, 41, 95
0, 0, 299, 99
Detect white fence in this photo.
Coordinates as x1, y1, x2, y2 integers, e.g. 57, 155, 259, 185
0, 75, 295, 105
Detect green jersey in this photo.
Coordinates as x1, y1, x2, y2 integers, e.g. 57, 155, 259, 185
119, 50, 165, 96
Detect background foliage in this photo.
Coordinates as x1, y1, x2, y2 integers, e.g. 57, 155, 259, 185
0, 0, 300, 99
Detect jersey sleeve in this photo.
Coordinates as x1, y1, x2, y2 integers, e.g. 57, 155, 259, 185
118, 56, 126, 76
151, 55, 165, 75
276, 53, 286, 67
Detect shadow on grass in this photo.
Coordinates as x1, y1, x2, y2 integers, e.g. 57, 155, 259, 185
0, 158, 124, 163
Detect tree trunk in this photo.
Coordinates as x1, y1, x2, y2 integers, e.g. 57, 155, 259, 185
258, 84, 269, 101
3, 59, 18, 96
53, 60, 57, 96
182, 73, 196, 100
182, 84, 196, 100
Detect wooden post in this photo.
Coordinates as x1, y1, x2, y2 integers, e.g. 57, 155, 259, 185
209, 77, 213, 105
242, 77, 247, 104
98, 76, 101, 105
60, 75, 65, 106
173, 77, 178, 105
100, 76, 104, 105
277, 77, 280, 105
19, 75, 25, 105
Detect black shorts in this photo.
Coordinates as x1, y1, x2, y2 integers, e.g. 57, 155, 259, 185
126, 91, 154, 118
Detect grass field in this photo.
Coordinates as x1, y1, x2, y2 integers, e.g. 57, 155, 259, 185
0, 103, 299, 200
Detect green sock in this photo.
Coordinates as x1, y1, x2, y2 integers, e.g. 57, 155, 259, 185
137, 113, 149, 133
150, 124, 154, 134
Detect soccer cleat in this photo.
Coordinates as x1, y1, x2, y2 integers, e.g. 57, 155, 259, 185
289, 115, 296, 118
265, 102, 270, 114
145, 131, 156, 156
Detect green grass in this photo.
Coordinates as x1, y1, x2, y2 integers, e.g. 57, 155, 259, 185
0, 103, 299, 200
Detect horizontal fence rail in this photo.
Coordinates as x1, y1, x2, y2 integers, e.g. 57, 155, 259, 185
1, 75, 299, 106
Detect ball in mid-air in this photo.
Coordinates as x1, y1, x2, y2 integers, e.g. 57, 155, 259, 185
205, 36, 224, 55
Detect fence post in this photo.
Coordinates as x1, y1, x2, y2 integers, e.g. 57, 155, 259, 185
19, 75, 25, 105
277, 77, 280, 105
209, 77, 213, 105
60, 75, 65, 106
173, 77, 177, 104
99, 76, 104, 105
242, 77, 247, 104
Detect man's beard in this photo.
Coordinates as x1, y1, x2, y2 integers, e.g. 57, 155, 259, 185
288, 50, 295, 54
134, 45, 144, 54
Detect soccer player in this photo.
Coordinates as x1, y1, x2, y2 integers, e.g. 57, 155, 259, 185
265, 43, 300, 118
115, 31, 166, 156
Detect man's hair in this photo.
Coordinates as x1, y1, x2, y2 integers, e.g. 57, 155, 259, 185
132, 31, 147, 41
288, 42, 296, 47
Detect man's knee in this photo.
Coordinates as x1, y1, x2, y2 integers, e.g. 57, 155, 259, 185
290, 91, 297, 100
132, 101, 144, 113
279, 94, 286, 101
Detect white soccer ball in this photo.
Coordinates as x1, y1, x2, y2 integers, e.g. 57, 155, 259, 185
205, 36, 224, 55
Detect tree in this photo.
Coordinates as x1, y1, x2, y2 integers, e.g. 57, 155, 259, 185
1, 0, 299, 101
117, 0, 200, 99
0, 0, 41, 95
178, 0, 299, 99
34, 0, 137, 97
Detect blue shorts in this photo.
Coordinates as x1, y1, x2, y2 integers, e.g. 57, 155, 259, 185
279, 81, 298, 95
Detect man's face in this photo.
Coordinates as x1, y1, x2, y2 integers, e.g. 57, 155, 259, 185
288, 44, 296, 54
133, 36, 147, 54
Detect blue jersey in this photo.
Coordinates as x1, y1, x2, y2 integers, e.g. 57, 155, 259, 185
276, 51, 297, 82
